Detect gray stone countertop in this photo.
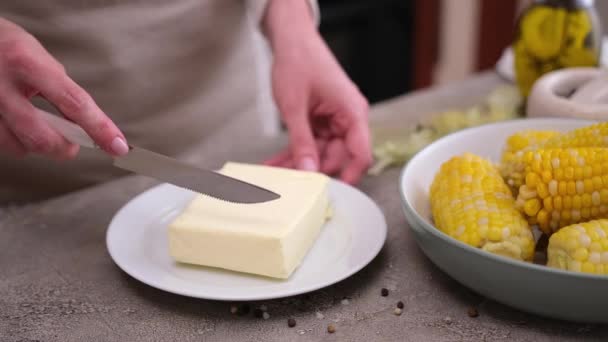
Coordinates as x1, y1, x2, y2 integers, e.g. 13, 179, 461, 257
2, 72, 606, 341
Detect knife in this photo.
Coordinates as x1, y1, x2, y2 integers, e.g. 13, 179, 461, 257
37, 108, 280, 204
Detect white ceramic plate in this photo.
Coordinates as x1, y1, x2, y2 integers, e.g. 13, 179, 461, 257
106, 180, 387, 301
400, 118, 608, 323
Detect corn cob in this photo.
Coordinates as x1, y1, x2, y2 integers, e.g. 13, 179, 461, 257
500, 130, 560, 192
547, 219, 608, 275
541, 122, 608, 149
505, 130, 563, 153
515, 147, 608, 235
501, 122, 608, 194
430, 153, 536, 261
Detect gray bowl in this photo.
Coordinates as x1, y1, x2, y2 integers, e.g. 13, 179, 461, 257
399, 118, 608, 323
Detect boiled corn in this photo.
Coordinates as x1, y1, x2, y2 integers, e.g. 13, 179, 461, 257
501, 122, 608, 194
430, 153, 536, 261
515, 147, 608, 235
503, 130, 560, 153
547, 219, 608, 275
500, 130, 559, 192
541, 122, 608, 149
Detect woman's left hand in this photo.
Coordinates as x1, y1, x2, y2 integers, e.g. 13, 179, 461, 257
262, 0, 372, 185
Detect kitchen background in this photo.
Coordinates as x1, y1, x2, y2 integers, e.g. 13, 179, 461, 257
318, 0, 608, 104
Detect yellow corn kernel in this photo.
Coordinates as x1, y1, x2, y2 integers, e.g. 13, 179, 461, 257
555, 168, 565, 181
572, 195, 582, 210
593, 176, 604, 190
524, 199, 541, 216
543, 197, 553, 211
559, 182, 567, 195
573, 248, 589, 261
583, 193, 592, 207
537, 182, 549, 199
594, 165, 603, 177
584, 166, 593, 179
576, 180, 584, 194
565, 167, 574, 180
554, 196, 563, 210
564, 196, 572, 210
526, 172, 540, 188
582, 207, 591, 219
562, 210, 572, 222
567, 181, 576, 195
602, 189, 608, 204
542, 171, 553, 183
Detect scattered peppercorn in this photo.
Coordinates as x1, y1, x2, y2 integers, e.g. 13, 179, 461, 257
394, 308, 402, 316
397, 301, 404, 309
327, 324, 336, 333
467, 307, 479, 318
287, 318, 296, 328
253, 308, 264, 318
444, 316, 452, 325
381, 288, 389, 297
262, 312, 270, 320
230, 305, 238, 314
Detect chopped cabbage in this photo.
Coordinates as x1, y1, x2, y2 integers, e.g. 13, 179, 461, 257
369, 85, 523, 175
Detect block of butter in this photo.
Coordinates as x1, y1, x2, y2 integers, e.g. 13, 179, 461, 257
168, 162, 332, 279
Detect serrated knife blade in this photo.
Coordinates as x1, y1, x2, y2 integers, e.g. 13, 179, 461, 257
113, 146, 280, 203
38, 108, 281, 204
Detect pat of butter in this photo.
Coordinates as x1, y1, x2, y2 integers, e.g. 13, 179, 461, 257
168, 162, 331, 279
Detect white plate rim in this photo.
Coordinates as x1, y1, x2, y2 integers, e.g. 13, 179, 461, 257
399, 117, 608, 281
105, 179, 388, 301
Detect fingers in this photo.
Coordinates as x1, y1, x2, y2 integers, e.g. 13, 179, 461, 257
281, 108, 320, 171
264, 149, 291, 166
0, 120, 25, 157
0, 28, 128, 157
265, 139, 328, 169
0, 89, 79, 160
263, 150, 296, 169
29, 71, 128, 156
321, 139, 347, 175
340, 120, 373, 184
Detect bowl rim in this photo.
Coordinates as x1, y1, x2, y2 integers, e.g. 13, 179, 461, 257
398, 117, 608, 281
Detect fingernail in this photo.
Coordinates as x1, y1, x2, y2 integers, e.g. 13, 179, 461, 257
298, 157, 317, 171
111, 136, 129, 156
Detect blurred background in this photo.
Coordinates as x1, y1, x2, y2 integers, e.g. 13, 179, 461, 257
317, 0, 608, 104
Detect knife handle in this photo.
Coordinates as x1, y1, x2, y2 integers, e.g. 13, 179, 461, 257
36, 107, 97, 149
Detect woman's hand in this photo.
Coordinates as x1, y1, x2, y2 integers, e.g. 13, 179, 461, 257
0, 18, 128, 159
262, 0, 372, 185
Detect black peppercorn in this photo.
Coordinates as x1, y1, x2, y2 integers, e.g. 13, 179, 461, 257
237, 303, 250, 316
287, 318, 296, 328
253, 308, 264, 318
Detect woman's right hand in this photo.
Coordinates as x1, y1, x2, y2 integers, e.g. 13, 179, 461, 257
0, 18, 128, 160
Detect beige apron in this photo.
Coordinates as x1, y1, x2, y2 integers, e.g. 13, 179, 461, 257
0, 0, 291, 204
